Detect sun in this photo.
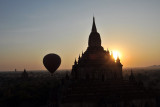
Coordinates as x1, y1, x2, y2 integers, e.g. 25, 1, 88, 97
112, 51, 121, 61
113, 51, 118, 60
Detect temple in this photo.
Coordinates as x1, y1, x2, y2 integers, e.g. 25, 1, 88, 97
71, 17, 123, 81
58, 17, 156, 107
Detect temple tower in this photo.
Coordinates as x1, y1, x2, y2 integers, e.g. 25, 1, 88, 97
71, 17, 123, 81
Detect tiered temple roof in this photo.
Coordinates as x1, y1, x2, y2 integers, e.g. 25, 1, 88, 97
71, 17, 123, 80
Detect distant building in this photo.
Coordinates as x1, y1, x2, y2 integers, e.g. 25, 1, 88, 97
58, 17, 156, 107
21, 69, 28, 79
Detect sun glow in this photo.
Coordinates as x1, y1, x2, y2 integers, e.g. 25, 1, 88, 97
112, 51, 121, 61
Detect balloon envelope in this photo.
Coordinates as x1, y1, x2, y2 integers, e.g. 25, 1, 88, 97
43, 53, 61, 75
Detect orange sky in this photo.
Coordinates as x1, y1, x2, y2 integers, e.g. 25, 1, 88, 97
0, 1, 160, 71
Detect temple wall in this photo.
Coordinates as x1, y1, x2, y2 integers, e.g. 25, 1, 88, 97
72, 66, 122, 81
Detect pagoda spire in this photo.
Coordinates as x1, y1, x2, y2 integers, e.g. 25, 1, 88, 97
129, 69, 135, 81
82, 51, 84, 56
78, 54, 81, 59
74, 58, 77, 65
78, 54, 81, 63
91, 17, 97, 32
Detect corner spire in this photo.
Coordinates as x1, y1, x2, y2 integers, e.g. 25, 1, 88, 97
74, 58, 77, 65
129, 69, 135, 81
91, 17, 97, 32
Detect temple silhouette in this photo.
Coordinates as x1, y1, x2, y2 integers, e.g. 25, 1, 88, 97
57, 17, 156, 107
71, 17, 122, 81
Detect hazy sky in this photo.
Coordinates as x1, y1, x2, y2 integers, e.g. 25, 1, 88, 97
0, 0, 160, 71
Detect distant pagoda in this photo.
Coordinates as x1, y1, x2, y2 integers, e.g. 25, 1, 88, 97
71, 17, 123, 81
21, 69, 28, 79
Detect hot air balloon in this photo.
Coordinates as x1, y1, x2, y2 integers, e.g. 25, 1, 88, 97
43, 53, 61, 76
